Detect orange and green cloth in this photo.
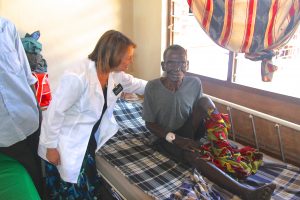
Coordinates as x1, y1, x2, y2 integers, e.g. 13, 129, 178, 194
196, 109, 263, 179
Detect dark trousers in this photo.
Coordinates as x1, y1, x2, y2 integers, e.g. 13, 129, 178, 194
153, 115, 206, 163
0, 128, 43, 198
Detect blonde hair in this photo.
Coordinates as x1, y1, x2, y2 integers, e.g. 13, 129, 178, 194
88, 30, 136, 73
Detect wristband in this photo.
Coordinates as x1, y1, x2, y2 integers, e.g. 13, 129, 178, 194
165, 132, 176, 143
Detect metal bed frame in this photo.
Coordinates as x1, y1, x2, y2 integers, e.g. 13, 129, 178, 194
207, 94, 300, 163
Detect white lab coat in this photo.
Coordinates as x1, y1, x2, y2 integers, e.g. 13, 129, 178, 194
38, 59, 146, 183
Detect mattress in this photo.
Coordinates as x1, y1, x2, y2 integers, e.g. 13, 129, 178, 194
96, 99, 300, 200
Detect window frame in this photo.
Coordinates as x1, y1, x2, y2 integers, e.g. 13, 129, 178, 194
167, 0, 300, 105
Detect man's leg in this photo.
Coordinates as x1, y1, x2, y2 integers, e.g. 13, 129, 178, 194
184, 151, 276, 200
191, 96, 215, 139
187, 97, 276, 199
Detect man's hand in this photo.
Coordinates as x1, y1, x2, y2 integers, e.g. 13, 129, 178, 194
173, 135, 201, 151
46, 148, 60, 166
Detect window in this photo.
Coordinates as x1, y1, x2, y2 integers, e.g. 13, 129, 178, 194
169, 0, 300, 99
234, 31, 300, 98
171, 0, 229, 80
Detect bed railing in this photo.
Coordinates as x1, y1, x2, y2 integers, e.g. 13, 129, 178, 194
206, 94, 300, 163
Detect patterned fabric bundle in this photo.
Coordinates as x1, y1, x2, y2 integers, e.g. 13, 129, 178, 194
187, 0, 300, 81
21, 31, 48, 73
197, 109, 263, 179
22, 31, 52, 109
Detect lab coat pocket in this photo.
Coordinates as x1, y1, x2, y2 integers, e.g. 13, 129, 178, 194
56, 133, 89, 183
57, 136, 77, 168
58, 135, 85, 170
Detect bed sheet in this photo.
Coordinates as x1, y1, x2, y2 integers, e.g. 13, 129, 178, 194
97, 99, 300, 200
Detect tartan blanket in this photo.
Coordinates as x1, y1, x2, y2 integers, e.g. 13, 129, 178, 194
98, 99, 197, 199
97, 99, 300, 200
249, 163, 300, 200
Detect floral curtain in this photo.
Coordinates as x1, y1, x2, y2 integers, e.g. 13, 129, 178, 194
187, 0, 300, 81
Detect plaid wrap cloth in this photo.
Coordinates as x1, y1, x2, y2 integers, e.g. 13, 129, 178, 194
97, 99, 300, 200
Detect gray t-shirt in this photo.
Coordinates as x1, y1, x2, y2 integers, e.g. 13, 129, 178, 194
142, 76, 203, 132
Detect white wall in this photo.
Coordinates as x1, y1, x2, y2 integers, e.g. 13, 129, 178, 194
0, 0, 134, 89
132, 0, 167, 80
0, 0, 165, 89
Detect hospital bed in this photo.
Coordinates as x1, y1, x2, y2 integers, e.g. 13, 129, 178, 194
96, 97, 300, 200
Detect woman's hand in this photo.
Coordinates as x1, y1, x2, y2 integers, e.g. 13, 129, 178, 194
46, 148, 61, 166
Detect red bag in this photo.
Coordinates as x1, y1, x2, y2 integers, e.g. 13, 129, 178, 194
32, 72, 52, 110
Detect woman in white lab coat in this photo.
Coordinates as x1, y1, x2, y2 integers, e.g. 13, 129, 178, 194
38, 30, 147, 199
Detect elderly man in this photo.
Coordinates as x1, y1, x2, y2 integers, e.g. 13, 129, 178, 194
142, 44, 276, 200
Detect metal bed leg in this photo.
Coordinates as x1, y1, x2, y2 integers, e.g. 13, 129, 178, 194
249, 114, 259, 150
275, 124, 286, 162
227, 106, 236, 141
